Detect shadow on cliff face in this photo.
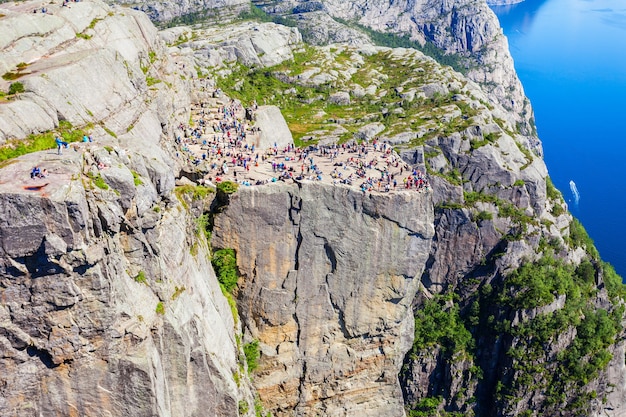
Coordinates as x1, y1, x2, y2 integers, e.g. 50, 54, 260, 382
26, 345, 58, 369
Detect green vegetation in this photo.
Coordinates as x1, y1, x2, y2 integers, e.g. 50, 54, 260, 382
470, 131, 500, 150
238, 4, 298, 27
134, 270, 147, 284
76, 32, 92, 40
175, 183, 213, 200
131, 170, 143, 186
216, 180, 239, 194
516, 141, 534, 169
155, 301, 165, 315
102, 125, 117, 138
546, 177, 561, 200
602, 262, 626, 300
412, 296, 474, 355
407, 396, 443, 417
435, 201, 464, 211
221, 284, 239, 326
473, 210, 493, 223
238, 400, 249, 415
88, 172, 109, 190
8, 82, 24, 95
244, 340, 260, 373
174, 184, 214, 209
513, 179, 525, 187
0, 120, 91, 163
501, 255, 589, 310
2, 71, 22, 81
567, 218, 599, 259
146, 76, 161, 86
333, 17, 468, 74
406, 245, 624, 416
87, 17, 102, 30
211, 248, 239, 292
162, 9, 228, 28
464, 191, 497, 205
196, 213, 211, 241
171, 286, 186, 300
481, 254, 625, 413
218, 48, 483, 147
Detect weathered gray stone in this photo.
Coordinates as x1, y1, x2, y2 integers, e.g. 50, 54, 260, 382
254, 105, 294, 150
328, 91, 350, 105
213, 183, 435, 416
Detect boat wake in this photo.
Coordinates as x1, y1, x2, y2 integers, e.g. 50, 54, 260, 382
570, 180, 580, 206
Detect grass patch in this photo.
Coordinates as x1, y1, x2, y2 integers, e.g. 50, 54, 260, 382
243, 340, 260, 373
333, 17, 468, 74
131, 170, 143, 186
473, 210, 493, 223
567, 218, 599, 259
546, 176, 561, 200
88, 172, 109, 190
0, 120, 91, 163
76, 32, 92, 40
216, 180, 238, 194
155, 301, 165, 315
220, 284, 239, 325
8, 82, 24, 95
146, 76, 162, 86
134, 270, 147, 284
87, 17, 102, 30
102, 125, 117, 138
212, 248, 239, 292
238, 4, 298, 27
218, 47, 484, 148
196, 213, 211, 241
2, 71, 22, 81
174, 184, 213, 206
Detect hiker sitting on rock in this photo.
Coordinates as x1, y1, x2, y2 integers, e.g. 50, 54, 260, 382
30, 166, 49, 179
30, 166, 41, 179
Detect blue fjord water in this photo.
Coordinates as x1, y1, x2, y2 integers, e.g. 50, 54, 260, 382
491, 0, 626, 276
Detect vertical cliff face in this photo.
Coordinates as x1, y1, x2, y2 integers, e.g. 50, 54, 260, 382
0, 1, 255, 415
0, 149, 252, 417
212, 183, 434, 416
2, 1, 626, 416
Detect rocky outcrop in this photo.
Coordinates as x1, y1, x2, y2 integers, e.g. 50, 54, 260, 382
2, 1, 626, 417
0, 148, 253, 416
108, 0, 250, 24
254, 0, 537, 151
253, 105, 293, 149
212, 183, 435, 416
165, 21, 302, 69
0, 1, 255, 415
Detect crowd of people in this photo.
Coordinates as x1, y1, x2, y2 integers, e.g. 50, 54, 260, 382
173, 90, 431, 194
32, 87, 430, 195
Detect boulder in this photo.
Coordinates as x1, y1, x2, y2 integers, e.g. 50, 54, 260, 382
254, 105, 294, 149
329, 91, 350, 105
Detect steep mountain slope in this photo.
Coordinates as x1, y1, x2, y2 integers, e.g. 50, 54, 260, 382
0, 1, 625, 417
0, 2, 256, 415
